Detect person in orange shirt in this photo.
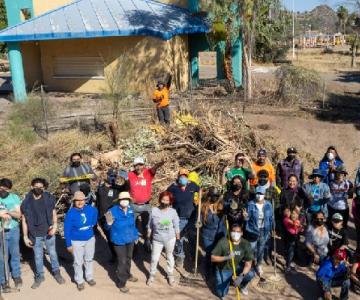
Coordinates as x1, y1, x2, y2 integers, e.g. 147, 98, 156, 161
250, 149, 276, 187
152, 75, 172, 125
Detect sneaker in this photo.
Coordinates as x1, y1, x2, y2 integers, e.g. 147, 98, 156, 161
240, 286, 249, 295
119, 286, 129, 293
128, 275, 138, 282
54, 272, 65, 285
77, 283, 85, 291
1, 284, 11, 293
167, 275, 175, 287
146, 276, 154, 286
87, 279, 96, 286
31, 277, 45, 289
256, 265, 263, 276
175, 257, 184, 268
14, 277, 23, 289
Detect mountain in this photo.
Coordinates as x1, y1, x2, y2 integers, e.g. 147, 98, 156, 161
295, 5, 338, 34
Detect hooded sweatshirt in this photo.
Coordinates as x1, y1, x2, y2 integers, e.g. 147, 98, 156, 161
64, 204, 98, 247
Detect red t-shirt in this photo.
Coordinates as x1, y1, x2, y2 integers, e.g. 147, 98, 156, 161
128, 168, 155, 204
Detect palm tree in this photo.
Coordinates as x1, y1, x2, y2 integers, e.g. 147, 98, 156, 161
337, 5, 349, 35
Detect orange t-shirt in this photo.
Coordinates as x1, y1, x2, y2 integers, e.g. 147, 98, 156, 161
152, 87, 170, 108
250, 161, 276, 186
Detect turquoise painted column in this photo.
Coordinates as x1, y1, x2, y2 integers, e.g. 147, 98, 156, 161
216, 42, 225, 80
188, 0, 200, 87
4, 0, 34, 102
231, 36, 242, 87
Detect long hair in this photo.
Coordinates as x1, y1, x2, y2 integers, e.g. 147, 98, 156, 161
201, 196, 224, 224
320, 146, 343, 163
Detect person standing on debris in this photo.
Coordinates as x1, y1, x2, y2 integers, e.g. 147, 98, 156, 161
0, 178, 22, 291
97, 168, 129, 262
62, 152, 97, 195
128, 157, 164, 251
146, 191, 180, 286
21, 178, 65, 289
353, 187, 360, 251
319, 146, 344, 184
276, 147, 304, 189
104, 192, 138, 294
152, 74, 172, 125
223, 153, 255, 190
328, 166, 353, 229
167, 168, 200, 268
244, 185, 273, 276
64, 191, 98, 291
250, 149, 275, 187
211, 223, 255, 297
316, 248, 350, 300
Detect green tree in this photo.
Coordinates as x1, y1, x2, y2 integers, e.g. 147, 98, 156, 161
337, 5, 349, 34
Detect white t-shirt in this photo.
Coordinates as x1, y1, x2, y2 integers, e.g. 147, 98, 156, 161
256, 202, 265, 228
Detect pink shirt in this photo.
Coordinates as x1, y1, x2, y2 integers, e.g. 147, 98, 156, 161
283, 217, 300, 235
128, 168, 155, 204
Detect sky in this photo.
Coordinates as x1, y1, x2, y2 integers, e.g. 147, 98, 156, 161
282, 0, 352, 12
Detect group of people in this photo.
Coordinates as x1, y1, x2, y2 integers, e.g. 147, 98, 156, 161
0, 147, 360, 299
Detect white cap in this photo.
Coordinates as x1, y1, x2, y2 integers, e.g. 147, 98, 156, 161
133, 157, 145, 165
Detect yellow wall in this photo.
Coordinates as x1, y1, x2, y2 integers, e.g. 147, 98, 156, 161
33, 0, 187, 16
24, 35, 189, 93
21, 42, 43, 89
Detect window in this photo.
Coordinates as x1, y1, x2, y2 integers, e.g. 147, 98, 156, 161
52, 56, 104, 78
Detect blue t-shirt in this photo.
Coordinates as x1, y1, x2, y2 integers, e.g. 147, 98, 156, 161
0, 193, 21, 229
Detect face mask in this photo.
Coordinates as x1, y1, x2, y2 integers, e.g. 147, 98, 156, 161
179, 177, 188, 186
119, 200, 129, 207
258, 178, 268, 186
315, 219, 324, 226
0, 191, 9, 199
230, 231, 242, 242
32, 188, 43, 197
112, 184, 123, 190
287, 154, 296, 160
231, 184, 242, 191
327, 152, 335, 161
72, 161, 81, 167
256, 194, 265, 202
160, 202, 170, 209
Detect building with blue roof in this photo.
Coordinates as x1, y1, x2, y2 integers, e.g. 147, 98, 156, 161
1, 0, 242, 101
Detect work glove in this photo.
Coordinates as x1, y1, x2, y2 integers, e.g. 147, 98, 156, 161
233, 273, 244, 287
23, 235, 33, 248
224, 251, 235, 261
105, 211, 114, 226
144, 239, 152, 253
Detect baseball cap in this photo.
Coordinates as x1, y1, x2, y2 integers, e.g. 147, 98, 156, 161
287, 147, 297, 154
332, 213, 343, 222
133, 157, 145, 165
333, 248, 347, 261
258, 148, 267, 156
178, 168, 190, 176
255, 185, 267, 195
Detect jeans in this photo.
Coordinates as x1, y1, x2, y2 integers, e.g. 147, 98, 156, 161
149, 238, 176, 277
174, 218, 189, 260
72, 237, 95, 284
114, 243, 134, 288
328, 206, 349, 229
0, 226, 21, 284
215, 263, 255, 297
318, 276, 350, 300
250, 228, 270, 267
157, 106, 170, 124
33, 235, 60, 278
284, 234, 297, 268
132, 203, 152, 237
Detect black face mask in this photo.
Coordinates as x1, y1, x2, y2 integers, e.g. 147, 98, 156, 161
287, 154, 296, 161
160, 203, 170, 209
315, 219, 324, 226
32, 188, 43, 197
72, 161, 81, 167
0, 191, 9, 199
258, 178, 268, 186
231, 184, 242, 191
112, 184, 123, 190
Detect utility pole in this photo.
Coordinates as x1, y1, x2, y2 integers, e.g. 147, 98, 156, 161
292, 0, 295, 58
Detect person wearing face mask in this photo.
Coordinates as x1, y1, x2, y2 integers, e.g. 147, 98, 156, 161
244, 186, 273, 276
303, 168, 331, 224
276, 147, 304, 189
167, 168, 200, 268
211, 223, 255, 297
250, 148, 275, 187
328, 166, 353, 229
64, 191, 98, 291
21, 178, 65, 289
305, 211, 329, 265
96, 168, 129, 262
62, 152, 97, 195
0, 178, 22, 291
222, 153, 255, 191
327, 213, 348, 257
146, 191, 180, 286
104, 192, 138, 293
223, 176, 249, 227
353, 187, 360, 251
319, 146, 344, 185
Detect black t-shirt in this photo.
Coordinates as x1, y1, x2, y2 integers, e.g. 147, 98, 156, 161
97, 183, 129, 218
328, 225, 348, 255
32, 197, 49, 237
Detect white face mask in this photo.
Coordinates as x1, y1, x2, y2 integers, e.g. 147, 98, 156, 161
119, 200, 129, 207
230, 231, 242, 242
256, 194, 265, 202
327, 152, 335, 160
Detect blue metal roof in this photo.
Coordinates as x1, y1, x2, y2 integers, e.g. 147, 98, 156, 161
0, 0, 209, 42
